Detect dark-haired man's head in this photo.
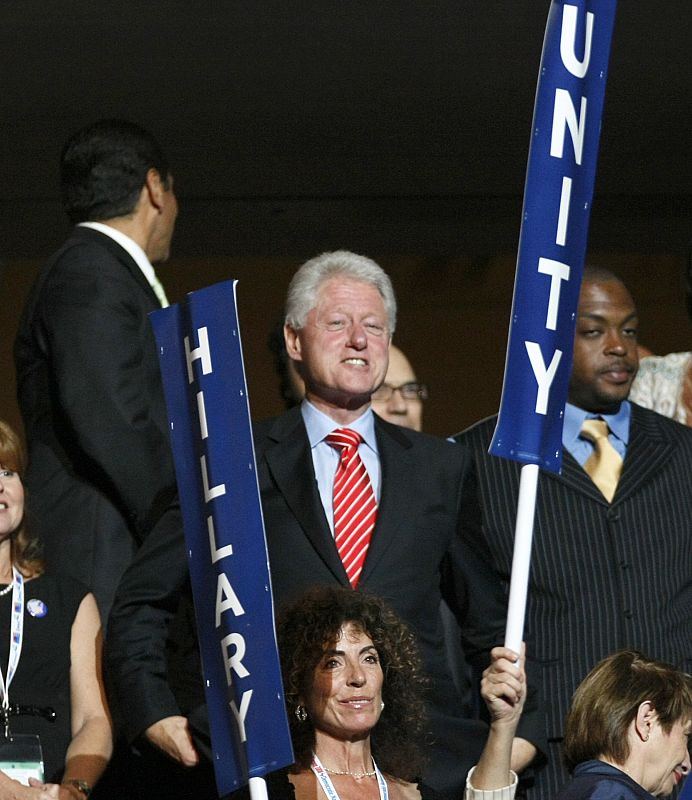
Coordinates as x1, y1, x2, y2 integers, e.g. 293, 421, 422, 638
60, 119, 177, 263
569, 267, 639, 413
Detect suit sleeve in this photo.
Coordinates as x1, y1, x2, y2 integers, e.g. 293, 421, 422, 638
445, 450, 547, 758
105, 501, 190, 742
33, 243, 175, 535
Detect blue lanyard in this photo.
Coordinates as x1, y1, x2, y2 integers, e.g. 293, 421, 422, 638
0, 568, 25, 723
311, 753, 388, 800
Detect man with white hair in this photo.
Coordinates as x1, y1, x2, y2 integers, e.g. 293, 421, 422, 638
107, 251, 543, 799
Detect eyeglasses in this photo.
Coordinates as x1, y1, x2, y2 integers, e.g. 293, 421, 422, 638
371, 381, 428, 402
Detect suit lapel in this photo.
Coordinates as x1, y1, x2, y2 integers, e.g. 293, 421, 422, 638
613, 403, 675, 503
545, 448, 607, 504
544, 403, 675, 505
359, 418, 416, 583
262, 409, 349, 584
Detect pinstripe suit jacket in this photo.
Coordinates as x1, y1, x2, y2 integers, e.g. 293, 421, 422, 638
454, 403, 692, 741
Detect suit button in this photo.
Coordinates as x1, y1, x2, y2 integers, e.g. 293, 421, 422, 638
624, 609, 633, 619
620, 561, 629, 569
608, 510, 620, 522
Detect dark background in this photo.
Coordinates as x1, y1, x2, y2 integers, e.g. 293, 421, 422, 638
2, 3, 691, 436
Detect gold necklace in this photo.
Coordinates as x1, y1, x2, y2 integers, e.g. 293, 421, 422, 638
322, 759, 376, 780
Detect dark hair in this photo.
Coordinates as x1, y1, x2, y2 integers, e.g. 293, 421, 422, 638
563, 650, 692, 772
582, 264, 624, 285
60, 119, 170, 223
277, 586, 428, 781
0, 420, 43, 577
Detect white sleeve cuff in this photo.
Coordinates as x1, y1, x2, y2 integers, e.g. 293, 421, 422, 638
465, 766, 518, 800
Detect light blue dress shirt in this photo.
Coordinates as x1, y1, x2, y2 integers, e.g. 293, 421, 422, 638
301, 400, 381, 536
562, 401, 631, 466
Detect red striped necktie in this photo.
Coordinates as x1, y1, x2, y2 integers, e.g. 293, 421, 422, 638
325, 428, 377, 587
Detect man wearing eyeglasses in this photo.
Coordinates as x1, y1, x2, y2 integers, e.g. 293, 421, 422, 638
370, 345, 428, 432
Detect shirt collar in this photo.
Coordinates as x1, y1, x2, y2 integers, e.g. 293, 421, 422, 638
301, 399, 378, 452
563, 400, 631, 450
78, 221, 157, 286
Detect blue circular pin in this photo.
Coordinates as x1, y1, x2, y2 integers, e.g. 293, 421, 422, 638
27, 598, 47, 618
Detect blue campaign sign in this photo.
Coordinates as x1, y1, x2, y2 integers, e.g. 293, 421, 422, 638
680, 776, 692, 800
151, 280, 293, 796
490, 0, 618, 473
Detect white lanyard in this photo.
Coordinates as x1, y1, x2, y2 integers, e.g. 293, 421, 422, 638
311, 753, 388, 800
0, 568, 25, 719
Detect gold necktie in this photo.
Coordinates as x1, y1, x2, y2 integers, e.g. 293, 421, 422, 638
580, 419, 623, 502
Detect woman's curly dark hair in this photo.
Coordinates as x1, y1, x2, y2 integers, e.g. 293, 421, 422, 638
0, 420, 43, 577
277, 585, 428, 782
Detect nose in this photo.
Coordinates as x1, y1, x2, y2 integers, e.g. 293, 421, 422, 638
386, 388, 408, 414
604, 330, 628, 355
681, 753, 691, 775
347, 322, 368, 349
346, 663, 366, 687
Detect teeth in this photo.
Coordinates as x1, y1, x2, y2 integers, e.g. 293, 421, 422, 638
344, 359, 365, 365
0, 504, 7, 510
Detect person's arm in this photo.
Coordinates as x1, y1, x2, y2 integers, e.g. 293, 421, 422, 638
465, 646, 526, 799
105, 501, 198, 763
56, 593, 112, 799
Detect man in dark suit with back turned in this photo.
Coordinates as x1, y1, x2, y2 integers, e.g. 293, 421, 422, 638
454, 266, 692, 799
106, 250, 543, 799
14, 119, 178, 621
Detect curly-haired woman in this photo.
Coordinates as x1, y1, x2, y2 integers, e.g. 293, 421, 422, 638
272, 585, 524, 800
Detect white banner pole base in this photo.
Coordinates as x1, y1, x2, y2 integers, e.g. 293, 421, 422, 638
249, 776, 269, 800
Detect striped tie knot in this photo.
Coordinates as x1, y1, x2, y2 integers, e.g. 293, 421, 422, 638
325, 427, 376, 587
325, 428, 362, 459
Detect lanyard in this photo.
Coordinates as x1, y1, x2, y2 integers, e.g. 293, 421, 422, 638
0, 568, 25, 735
311, 753, 388, 800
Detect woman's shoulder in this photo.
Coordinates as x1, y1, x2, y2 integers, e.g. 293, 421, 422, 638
25, 572, 90, 612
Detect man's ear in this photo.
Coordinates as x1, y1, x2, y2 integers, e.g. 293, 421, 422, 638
284, 323, 302, 361
143, 168, 165, 211
634, 700, 657, 742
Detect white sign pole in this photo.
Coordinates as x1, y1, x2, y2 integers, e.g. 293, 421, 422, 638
503, 464, 539, 653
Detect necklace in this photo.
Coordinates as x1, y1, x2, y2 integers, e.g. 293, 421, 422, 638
321, 759, 376, 780
0, 584, 12, 598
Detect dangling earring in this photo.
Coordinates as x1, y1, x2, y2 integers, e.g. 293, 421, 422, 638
295, 705, 308, 722
380, 701, 385, 711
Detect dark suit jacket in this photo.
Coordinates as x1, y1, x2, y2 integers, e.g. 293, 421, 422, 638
14, 226, 176, 617
454, 404, 692, 796
107, 408, 544, 798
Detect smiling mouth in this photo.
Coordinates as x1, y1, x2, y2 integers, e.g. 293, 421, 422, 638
343, 358, 367, 366
340, 697, 372, 709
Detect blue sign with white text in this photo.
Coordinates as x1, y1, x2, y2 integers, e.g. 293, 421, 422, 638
490, 0, 618, 473
151, 281, 294, 796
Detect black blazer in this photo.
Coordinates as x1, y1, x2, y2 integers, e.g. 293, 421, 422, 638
14, 226, 176, 616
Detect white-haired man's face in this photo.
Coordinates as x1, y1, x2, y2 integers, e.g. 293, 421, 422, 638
285, 277, 390, 421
